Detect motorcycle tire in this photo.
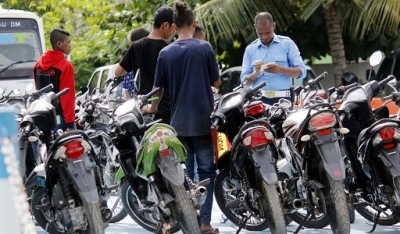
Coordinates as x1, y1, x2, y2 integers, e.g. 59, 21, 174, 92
120, 180, 180, 233
214, 169, 269, 231
166, 181, 201, 234
259, 177, 286, 233
31, 187, 106, 234
323, 171, 351, 234
353, 175, 400, 226
108, 193, 128, 223
30, 187, 64, 234
81, 195, 106, 234
215, 169, 291, 231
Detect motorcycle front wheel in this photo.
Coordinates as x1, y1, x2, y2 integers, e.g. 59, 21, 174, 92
107, 189, 128, 223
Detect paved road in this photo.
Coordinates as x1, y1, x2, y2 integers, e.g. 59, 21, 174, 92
35, 204, 400, 234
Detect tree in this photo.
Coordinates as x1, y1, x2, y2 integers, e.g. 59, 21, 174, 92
194, 0, 400, 86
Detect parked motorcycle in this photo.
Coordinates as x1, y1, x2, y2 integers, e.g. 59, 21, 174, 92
23, 88, 108, 233
109, 87, 206, 233
210, 82, 287, 233
76, 80, 129, 223
335, 67, 400, 232
273, 72, 350, 234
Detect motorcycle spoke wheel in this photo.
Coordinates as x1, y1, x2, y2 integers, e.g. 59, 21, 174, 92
214, 169, 269, 231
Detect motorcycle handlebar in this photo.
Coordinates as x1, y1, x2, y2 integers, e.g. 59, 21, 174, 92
305, 71, 328, 90
38, 84, 53, 94
145, 88, 160, 99
381, 92, 400, 101
56, 88, 69, 99
251, 82, 266, 93
378, 75, 395, 87
210, 118, 220, 131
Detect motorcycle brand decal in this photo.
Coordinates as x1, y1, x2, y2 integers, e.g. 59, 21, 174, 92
217, 132, 230, 158
136, 124, 186, 177
37, 177, 46, 188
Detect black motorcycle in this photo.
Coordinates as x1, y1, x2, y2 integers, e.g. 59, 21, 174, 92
336, 74, 400, 232
210, 82, 287, 233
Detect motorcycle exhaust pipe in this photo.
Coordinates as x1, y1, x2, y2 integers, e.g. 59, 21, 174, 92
100, 207, 112, 223
292, 199, 304, 209
194, 186, 208, 208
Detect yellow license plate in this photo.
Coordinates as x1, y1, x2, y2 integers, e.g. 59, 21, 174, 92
264, 90, 275, 98
217, 133, 230, 158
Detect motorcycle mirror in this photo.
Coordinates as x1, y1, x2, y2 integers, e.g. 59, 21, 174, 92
12, 89, 21, 95
369, 50, 384, 67
80, 86, 88, 94
388, 77, 397, 87
25, 83, 33, 92
278, 98, 292, 108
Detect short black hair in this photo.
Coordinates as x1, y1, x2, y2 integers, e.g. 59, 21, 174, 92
50, 28, 70, 49
254, 12, 274, 25
121, 49, 128, 57
130, 28, 150, 42
194, 24, 206, 36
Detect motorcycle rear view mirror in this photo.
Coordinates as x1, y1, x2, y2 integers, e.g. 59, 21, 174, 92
388, 77, 397, 87
12, 89, 21, 95
25, 83, 34, 92
369, 50, 384, 67
278, 98, 292, 109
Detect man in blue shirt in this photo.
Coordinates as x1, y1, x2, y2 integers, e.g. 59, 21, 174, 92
241, 12, 306, 105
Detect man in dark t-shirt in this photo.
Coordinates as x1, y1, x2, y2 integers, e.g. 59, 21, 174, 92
147, 2, 221, 232
114, 6, 175, 124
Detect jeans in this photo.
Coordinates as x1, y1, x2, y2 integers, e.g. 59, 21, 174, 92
179, 135, 216, 225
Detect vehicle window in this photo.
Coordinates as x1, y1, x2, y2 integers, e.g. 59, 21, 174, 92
101, 69, 109, 88
0, 19, 43, 66
292, 70, 322, 89
218, 70, 241, 95
88, 70, 100, 93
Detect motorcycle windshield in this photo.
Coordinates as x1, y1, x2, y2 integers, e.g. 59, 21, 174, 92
340, 87, 368, 108
217, 91, 244, 112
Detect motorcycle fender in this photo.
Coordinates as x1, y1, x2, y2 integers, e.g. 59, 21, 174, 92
314, 136, 346, 181
377, 147, 400, 177
156, 151, 185, 186
25, 163, 46, 190
114, 167, 125, 184
65, 155, 99, 203
250, 145, 278, 185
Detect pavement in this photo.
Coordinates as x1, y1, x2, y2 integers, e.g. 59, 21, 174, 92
34, 201, 400, 234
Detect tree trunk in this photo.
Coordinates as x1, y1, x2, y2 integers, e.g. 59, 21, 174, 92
324, 1, 347, 87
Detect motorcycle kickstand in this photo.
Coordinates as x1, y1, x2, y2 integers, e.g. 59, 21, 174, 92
293, 209, 312, 234
366, 210, 381, 233
221, 214, 228, 223
235, 214, 250, 234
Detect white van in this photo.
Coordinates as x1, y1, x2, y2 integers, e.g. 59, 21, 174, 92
0, 9, 46, 97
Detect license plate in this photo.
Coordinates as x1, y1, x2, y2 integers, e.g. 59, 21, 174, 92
264, 90, 275, 98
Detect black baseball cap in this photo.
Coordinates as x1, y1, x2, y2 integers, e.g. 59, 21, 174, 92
153, 6, 174, 23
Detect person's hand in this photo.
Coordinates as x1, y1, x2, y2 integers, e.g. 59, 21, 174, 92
263, 63, 281, 74
141, 104, 156, 114
253, 60, 264, 73
66, 128, 73, 132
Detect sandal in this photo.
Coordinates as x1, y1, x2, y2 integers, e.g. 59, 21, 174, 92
200, 223, 220, 234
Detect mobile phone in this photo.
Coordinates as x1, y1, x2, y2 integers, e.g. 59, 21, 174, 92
261, 62, 276, 70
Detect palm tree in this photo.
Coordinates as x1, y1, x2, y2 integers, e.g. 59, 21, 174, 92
194, 0, 400, 86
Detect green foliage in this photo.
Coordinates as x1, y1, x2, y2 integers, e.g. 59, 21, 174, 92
4, 0, 169, 89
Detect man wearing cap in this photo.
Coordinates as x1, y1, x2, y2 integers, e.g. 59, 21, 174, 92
114, 6, 175, 124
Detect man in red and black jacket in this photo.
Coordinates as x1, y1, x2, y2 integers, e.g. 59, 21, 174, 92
34, 28, 75, 132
